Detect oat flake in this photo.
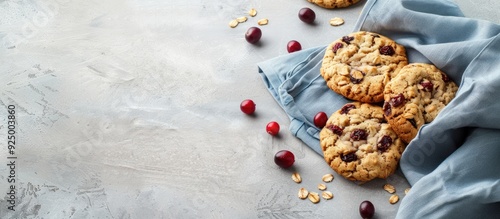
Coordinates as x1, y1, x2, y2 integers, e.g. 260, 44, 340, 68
329, 17, 345, 26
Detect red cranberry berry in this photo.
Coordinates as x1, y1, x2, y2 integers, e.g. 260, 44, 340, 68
383, 102, 392, 116
340, 104, 356, 114
332, 42, 343, 53
266, 121, 280, 136
287, 40, 302, 53
245, 27, 262, 44
240, 99, 256, 115
377, 135, 393, 152
298, 7, 315, 24
389, 94, 405, 107
327, 124, 343, 135
313, 112, 328, 128
359, 200, 375, 219
419, 79, 434, 92
379, 45, 395, 55
274, 150, 295, 168
342, 36, 354, 44
341, 153, 357, 162
351, 129, 368, 141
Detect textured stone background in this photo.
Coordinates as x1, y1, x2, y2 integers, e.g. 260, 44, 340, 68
0, 0, 498, 218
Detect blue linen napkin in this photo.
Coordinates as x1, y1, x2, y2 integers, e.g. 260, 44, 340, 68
257, 0, 500, 218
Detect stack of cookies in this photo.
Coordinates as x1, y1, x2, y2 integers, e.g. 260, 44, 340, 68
318, 31, 458, 182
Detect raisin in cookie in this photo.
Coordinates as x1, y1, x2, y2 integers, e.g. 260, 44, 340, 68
320, 31, 408, 103
383, 63, 458, 143
319, 102, 405, 182
307, 0, 361, 8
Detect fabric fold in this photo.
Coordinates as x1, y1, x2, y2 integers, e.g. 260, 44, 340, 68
257, 0, 500, 217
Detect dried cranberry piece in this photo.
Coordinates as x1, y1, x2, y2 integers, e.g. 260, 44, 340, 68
341, 153, 357, 162
419, 80, 434, 92
351, 129, 368, 141
350, 75, 363, 84
342, 36, 354, 44
383, 102, 392, 116
327, 124, 343, 135
377, 135, 393, 152
379, 46, 395, 55
441, 72, 451, 82
340, 104, 356, 114
350, 69, 365, 84
390, 94, 405, 107
332, 42, 343, 53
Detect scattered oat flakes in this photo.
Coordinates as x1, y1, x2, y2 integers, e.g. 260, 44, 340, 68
291, 172, 302, 183
229, 19, 239, 28
383, 184, 396, 194
389, 194, 399, 204
404, 187, 411, 195
308, 192, 320, 204
298, 188, 309, 199
322, 191, 333, 200
322, 174, 334, 183
257, 18, 269, 26
248, 8, 257, 17
329, 17, 345, 26
318, 183, 327, 191
236, 16, 248, 23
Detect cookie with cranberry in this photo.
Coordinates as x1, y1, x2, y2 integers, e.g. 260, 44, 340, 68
319, 102, 406, 182
383, 63, 458, 143
307, 0, 361, 8
320, 31, 408, 103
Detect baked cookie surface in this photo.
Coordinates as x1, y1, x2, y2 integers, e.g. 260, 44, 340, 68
308, 0, 361, 8
320, 31, 408, 103
319, 102, 405, 182
383, 63, 458, 143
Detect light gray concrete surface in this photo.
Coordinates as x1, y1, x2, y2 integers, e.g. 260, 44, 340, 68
0, 0, 498, 218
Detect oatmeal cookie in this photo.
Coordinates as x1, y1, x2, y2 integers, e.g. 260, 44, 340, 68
308, 0, 361, 8
383, 63, 458, 143
319, 102, 406, 182
320, 31, 408, 103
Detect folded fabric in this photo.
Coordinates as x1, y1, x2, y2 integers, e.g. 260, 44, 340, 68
258, 45, 347, 155
257, 0, 500, 218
